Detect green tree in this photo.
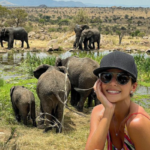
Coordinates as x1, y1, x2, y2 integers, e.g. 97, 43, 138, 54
73, 9, 89, 24
0, 5, 9, 26
116, 27, 126, 45
9, 9, 28, 27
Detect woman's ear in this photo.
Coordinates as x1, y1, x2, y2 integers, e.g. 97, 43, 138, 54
131, 82, 138, 93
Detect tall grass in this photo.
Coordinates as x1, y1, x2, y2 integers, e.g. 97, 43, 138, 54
134, 54, 150, 82
0, 78, 4, 87
23, 52, 56, 75
24, 52, 150, 84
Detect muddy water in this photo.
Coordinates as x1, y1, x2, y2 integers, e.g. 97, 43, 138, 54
0, 50, 150, 96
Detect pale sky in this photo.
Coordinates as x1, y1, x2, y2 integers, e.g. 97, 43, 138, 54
55, 0, 150, 6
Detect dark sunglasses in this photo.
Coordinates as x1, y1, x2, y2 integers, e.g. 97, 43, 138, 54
98, 72, 132, 85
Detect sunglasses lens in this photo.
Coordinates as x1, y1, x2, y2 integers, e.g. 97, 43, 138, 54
100, 73, 112, 83
117, 74, 130, 85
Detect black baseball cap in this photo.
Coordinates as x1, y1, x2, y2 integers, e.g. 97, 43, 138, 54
93, 51, 138, 81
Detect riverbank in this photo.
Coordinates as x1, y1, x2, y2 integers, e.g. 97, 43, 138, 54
0, 32, 150, 53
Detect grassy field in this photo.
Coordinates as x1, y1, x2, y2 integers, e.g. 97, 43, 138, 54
0, 52, 150, 150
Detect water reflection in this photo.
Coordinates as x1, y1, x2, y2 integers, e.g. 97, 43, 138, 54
0, 50, 150, 65
135, 86, 150, 95
0, 50, 150, 95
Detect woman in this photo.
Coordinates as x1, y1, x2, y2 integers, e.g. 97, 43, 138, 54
85, 51, 150, 150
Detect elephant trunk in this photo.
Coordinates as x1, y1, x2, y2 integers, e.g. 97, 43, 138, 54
79, 36, 84, 45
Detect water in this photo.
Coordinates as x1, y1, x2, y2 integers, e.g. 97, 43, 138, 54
0, 50, 150, 65
135, 85, 150, 95
0, 50, 150, 95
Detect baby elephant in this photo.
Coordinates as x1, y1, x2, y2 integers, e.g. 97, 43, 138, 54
10, 86, 37, 127
34, 65, 71, 133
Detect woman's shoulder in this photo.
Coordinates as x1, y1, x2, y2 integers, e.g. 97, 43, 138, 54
91, 104, 105, 118
126, 102, 150, 130
126, 103, 150, 148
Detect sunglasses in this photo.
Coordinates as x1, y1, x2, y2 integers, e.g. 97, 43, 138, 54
98, 72, 132, 85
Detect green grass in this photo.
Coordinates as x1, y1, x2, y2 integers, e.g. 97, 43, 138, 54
0, 52, 150, 150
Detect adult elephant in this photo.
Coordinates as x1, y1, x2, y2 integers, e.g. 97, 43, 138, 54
0, 27, 30, 49
73, 24, 89, 49
33, 65, 71, 133
55, 56, 100, 112
78, 28, 100, 50
0, 28, 10, 48
10, 86, 36, 127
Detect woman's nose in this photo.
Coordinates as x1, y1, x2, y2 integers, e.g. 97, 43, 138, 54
109, 76, 118, 86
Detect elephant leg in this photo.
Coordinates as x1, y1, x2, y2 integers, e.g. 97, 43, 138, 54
22, 115, 28, 125
97, 41, 100, 49
88, 93, 93, 108
38, 102, 45, 126
25, 37, 30, 48
30, 101, 37, 127
77, 91, 90, 112
20, 104, 29, 125
43, 102, 53, 132
74, 36, 80, 48
93, 42, 95, 49
1, 41, 3, 47
12, 102, 21, 122
70, 86, 80, 106
21, 40, 24, 48
79, 43, 83, 50
84, 40, 88, 50
88, 40, 92, 49
55, 103, 64, 133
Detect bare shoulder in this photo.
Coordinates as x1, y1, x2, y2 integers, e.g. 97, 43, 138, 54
127, 104, 150, 129
91, 104, 105, 117
126, 105, 150, 148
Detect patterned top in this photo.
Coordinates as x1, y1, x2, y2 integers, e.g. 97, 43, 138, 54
107, 112, 150, 150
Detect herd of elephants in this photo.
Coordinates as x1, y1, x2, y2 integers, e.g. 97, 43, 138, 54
0, 24, 100, 50
6, 24, 101, 133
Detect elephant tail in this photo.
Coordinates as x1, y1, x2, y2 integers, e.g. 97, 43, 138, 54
54, 93, 87, 117
74, 87, 93, 92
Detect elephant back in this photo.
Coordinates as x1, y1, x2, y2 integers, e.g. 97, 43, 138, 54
11, 86, 35, 104
37, 69, 71, 96
64, 57, 99, 88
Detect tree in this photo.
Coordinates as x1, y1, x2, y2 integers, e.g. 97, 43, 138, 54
137, 20, 142, 26
73, 9, 89, 25
0, 5, 9, 25
9, 9, 28, 27
116, 27, 126, 45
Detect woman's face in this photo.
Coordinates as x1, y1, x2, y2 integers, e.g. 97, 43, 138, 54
100, 69, 137, 103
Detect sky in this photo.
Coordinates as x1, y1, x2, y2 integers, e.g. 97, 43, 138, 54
55, 0, 150, 6
1, 0, 150, 7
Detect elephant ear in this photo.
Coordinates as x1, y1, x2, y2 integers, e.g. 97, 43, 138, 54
33, 64, 50, 79
57, 66, 68, 75
10, 86, 15, 101
81, 25, 89, 30
86, 30, 93, 39
55, 57, 62, 66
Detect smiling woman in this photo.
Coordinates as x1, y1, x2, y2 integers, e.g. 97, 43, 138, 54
85, 51, 150, 150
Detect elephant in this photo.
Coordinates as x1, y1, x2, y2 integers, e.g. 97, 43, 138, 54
73, 24, 89, 49
55, 56, 100, 112
0, 28, 10, 48
33, 65, 71, 133
78, 28, 100, 50
10, 86, 36, 127
0, 27, 30, 49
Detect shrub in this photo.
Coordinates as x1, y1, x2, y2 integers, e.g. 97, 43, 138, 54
48, 28, 57, 32
0, 78, 4, 87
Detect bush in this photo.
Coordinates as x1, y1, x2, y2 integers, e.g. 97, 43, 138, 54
24, 25, 33, 33
138, 32, 145, 37
48, 28, 57, 32
0, 78, 4, 87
